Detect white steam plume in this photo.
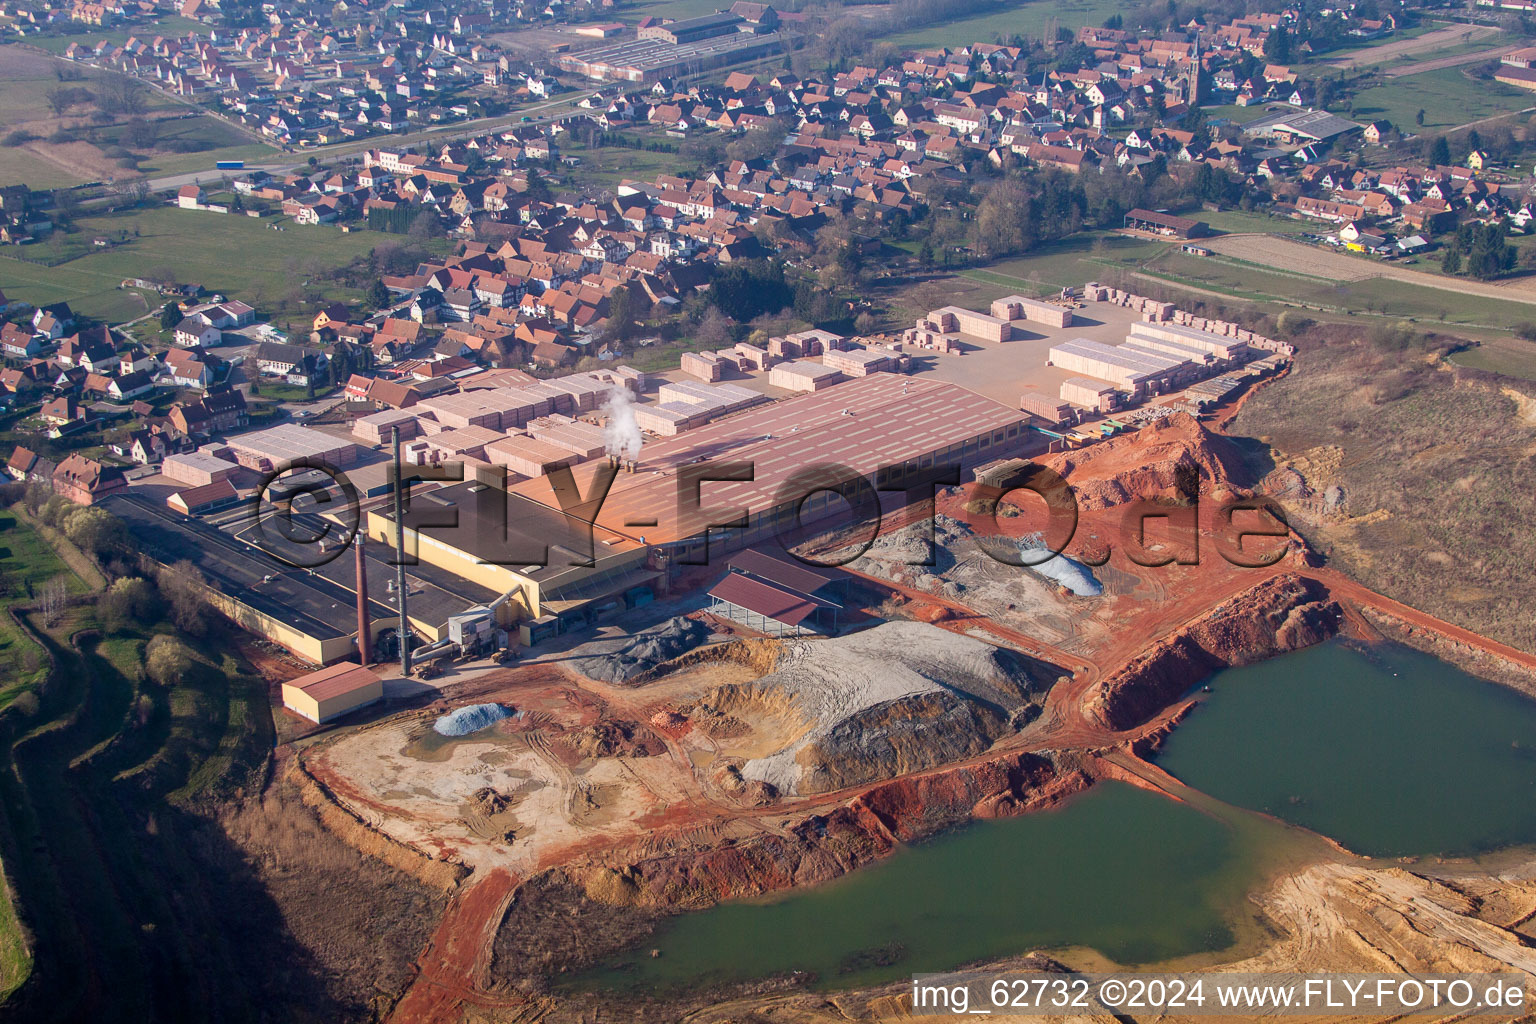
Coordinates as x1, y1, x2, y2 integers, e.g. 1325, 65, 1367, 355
602, 385, 643, 461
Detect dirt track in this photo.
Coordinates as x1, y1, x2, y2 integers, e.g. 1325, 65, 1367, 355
1385, 43, 1519, 77
1203, 233, 1536, 305
1325, 23, 1496, 69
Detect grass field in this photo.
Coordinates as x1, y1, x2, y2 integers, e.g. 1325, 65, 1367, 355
1199, 208, 1309, 236
0, 510, 87, 710
886, 0, 1124, 49
0, 205, 390, 323
0, 44, 276, 188
1141, 248, 1536, 330
1348, 66, 1530, 131
27, 15, 206, 55
1449, 336, 1536, 379
561, 135, 686, 188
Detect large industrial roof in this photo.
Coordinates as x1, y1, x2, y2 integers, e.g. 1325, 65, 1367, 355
509, 375, 1025, 545
1242, 107, 1363, 141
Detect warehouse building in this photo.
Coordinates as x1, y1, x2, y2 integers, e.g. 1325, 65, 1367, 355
1047, 338, 1191, 393
639, 11, 743, 43
510, 374, 1028, 564
167, 478, 240, 516
281, 662, 384, 724
1122, 209, 1209, 239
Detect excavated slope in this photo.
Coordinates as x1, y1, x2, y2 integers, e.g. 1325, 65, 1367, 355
1044, 411, 1253, 510
701, 621, 1052, 797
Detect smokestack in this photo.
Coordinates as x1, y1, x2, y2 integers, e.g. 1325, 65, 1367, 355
355, 530, 371, 666
392, 425, 412, 678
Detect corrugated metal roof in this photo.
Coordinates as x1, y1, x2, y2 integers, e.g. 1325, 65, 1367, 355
708, 572, 832, 626
726, 547, 846, 595
285, 661, 382, 702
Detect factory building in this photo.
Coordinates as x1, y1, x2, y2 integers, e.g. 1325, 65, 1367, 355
1047, 338, 1192, 393
106, 492, 498, 664
557, 29, 781, 83
510, 375, 1028, 565
364, 481, 656, 632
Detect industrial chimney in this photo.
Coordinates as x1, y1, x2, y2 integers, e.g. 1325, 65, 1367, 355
355, 531, 371, 666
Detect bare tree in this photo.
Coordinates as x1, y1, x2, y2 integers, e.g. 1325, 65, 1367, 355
694, 307, 732, 350
158, 560, 208, 636
45, 86, 74, 118
39, 577, 69, 628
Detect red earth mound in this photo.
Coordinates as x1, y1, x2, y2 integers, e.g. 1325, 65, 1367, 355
1042, 412, 1253, 510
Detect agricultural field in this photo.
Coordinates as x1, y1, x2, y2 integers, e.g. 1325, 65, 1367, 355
1144, 250, 1536, 330
26, 15, 206, 55
886, 0, 1126, 49
0, 205, 392, 324
1347, 65, 1530, 131
0, 44, 275, 187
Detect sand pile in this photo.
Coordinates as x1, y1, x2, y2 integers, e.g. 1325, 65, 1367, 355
570, 616, 711, 683
704, 622, 1052, 796
1043, 412, 1252, 510
434, 703, 512, 737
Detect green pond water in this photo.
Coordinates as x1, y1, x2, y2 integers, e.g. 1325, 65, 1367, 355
577, 639, 1536, 994
1154, 639, 1536, 858
576, 782, 1259, 992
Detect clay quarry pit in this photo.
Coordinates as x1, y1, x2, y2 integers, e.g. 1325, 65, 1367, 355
279, 406, 1536, 1024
